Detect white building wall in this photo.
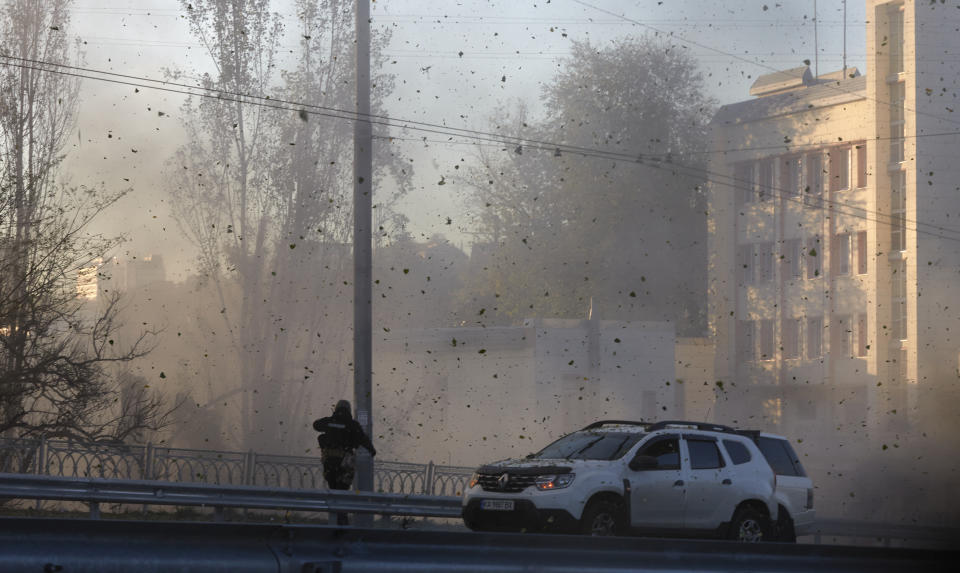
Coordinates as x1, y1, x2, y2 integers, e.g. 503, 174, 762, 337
911, 2, 960, 430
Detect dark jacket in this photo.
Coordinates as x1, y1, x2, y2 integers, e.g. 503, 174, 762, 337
313, 405, 376, 456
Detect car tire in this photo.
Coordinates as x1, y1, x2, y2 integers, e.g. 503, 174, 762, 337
579, 499, 626, 537
728, 506, 770, 543
774, 511, 796, 543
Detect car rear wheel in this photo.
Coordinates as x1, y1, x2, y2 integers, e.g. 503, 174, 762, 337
579, 499, 626, 536
774, 510, 796, 542
728, 506, 769, 543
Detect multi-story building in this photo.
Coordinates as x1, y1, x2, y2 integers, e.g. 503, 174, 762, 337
707, 1, 959, 520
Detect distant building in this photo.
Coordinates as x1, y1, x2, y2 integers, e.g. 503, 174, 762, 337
374, 319, 677, 466
124, 255, 166, 290
76, 258, 102, 300
706, 0, 960, 516
86, 255, 167, 297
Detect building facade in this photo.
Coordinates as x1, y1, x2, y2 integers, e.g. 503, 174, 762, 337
707, 1, 960, 520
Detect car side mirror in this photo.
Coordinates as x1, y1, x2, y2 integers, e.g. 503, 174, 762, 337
629, 454, 658, 471
524, 453, 535, 460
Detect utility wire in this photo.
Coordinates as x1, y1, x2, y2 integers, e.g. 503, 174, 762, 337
4, 53, 959, 162
2, 53, 960, 243
0, 52, 693, 163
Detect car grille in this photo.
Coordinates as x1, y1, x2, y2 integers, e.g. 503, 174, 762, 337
477, 472, 537, 493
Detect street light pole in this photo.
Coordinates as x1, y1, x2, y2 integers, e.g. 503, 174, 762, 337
353, 0, 373, 494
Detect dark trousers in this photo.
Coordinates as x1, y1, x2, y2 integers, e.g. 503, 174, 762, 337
322, 451, 355, 525
323, 456, 354, 490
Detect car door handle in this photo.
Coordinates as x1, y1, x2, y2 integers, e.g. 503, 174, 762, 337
673, 480, 684, 487
722, 479, 732, 485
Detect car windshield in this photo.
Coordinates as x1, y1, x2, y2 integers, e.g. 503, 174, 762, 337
531, 431, 645, 461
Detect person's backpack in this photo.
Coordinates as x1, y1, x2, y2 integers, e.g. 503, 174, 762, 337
317, 432, 334, 449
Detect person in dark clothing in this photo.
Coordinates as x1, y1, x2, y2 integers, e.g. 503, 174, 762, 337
313, 400, 376, 492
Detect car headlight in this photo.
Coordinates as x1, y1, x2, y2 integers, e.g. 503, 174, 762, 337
469, 472, 480, 488
535, 473, 575, 490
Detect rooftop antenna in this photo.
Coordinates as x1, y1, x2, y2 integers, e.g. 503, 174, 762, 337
842, 0, 848, 77
814, 0, 819, 76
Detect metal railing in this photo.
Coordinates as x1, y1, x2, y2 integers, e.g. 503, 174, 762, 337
0, 437, 473, 497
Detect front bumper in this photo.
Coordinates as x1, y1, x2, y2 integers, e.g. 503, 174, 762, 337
462, 498, 579, 533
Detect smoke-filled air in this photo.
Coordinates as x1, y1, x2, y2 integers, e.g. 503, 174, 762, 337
1, 0, 958, 530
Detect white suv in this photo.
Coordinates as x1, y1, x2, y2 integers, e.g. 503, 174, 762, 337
462, 420, 815, 541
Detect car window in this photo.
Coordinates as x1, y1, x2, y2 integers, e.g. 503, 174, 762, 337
532, 431, 645, 461
756, 436, 807, 476
722, 439, 752, 465
638, 437, 680, 470
687, 439, 725, 469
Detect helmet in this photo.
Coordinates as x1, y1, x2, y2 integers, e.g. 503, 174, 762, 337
334, 399, 352, 416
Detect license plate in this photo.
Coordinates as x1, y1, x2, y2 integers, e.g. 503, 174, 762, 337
481, 499, 515, 511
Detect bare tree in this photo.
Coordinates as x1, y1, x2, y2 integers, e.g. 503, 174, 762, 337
0, 0, 174, 442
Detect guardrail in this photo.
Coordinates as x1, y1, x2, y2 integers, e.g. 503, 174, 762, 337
2, 472, 959, 550
0, 516, 954, 573
0, 437, 473, 496
0, 472, 462, 520
808, 518, 960, 548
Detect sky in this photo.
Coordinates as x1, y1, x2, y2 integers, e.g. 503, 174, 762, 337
61, 0, 867, 280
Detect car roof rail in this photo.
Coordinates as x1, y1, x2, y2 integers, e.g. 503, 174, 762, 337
646, 420, 737, 434
580, 420, 651, 431
733, 429, 762, 441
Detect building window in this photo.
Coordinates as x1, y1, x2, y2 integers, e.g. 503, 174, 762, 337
737, 244, 754, 285
834, 315, 853, 358
781, 156, 802, 197
759, 319, 775, 361
782, 238, 803, 280
806, 317, 823, 359
890, 82, 905, 163
856, 231, 868, 275
805, 153, 823, 205
737, 320, 755, 363
734, 162, 755, 204
758, 160, 774, 202
782, 318, 801, 359
762, 398, 782, 425
757, 242, 775, 283
856, 145, 867, 188
830, 147, 850, 191
805, 236, 821, 279
897, 349, 909, 385
641, 390, 657, 421
889, 7, 904, 75
833, 233, 851, 275
891, 260, 907, 340
856, 313, 869, 357
891, 170, 906, 251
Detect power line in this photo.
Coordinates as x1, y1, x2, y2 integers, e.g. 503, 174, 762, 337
4, 52, 958, 163
2, 53, 959, 243
0, 52, 671, 163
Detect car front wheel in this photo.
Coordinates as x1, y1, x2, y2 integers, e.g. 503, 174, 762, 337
728, 506, 770, 542
579, 499, 626, 536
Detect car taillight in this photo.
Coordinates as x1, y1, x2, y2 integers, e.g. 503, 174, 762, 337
806, 488, 814, 509
469, 473, 479, 488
